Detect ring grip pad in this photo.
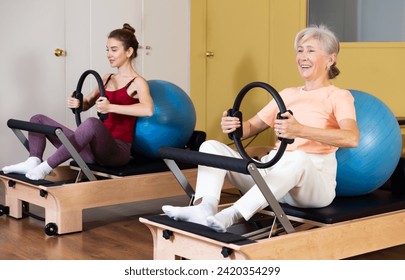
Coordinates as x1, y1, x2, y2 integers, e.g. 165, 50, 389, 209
227, 109, 243, 140
71, 91, 83, 114
276, 110, 294, 144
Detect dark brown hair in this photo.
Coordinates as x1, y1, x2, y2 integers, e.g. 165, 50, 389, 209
108, 23, 139, 59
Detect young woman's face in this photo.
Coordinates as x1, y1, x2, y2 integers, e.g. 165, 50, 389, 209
106, 38, 132, 68
295, 37, 332, 82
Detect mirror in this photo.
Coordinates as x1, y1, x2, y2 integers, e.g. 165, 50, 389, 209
308, 0, 405, 42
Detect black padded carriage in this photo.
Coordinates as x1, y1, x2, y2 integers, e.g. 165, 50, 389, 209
69, 130, 206, 178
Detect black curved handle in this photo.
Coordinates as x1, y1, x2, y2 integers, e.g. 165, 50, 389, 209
159, 147, 252, 174
7, 118, 59, 136
72, 70, 108, 127
229, 81, 294, 169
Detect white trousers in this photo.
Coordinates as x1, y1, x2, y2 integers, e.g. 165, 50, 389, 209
194, 140, 337, 221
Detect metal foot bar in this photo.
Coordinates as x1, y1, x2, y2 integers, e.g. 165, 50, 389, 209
7, 118, 96, 181
247, 163, 295, 233
163, 159, 195, 205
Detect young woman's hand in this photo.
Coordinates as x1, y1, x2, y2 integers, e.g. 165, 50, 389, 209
95, 96, 110, 114
67, 95, 80, 109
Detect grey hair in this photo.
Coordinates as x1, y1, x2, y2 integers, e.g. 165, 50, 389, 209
294, 25, 340, 79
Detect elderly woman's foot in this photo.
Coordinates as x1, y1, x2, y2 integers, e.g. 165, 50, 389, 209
162, 196, 218, 226
207, 206, 242, 232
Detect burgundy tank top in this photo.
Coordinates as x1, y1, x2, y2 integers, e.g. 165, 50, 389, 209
102, 74, 139, 143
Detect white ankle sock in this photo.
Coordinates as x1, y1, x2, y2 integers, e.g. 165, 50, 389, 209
207, 206, 242, 232
162, 196, 218, 226
25, 161, 52, 180
2, 157, 41, 175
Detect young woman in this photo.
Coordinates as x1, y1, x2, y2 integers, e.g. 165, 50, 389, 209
2, 23, 153, 180
162, 25, 360, 232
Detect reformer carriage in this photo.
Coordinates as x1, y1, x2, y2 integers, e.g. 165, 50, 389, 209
0, 118, 204, 235
140, 82, 405, 260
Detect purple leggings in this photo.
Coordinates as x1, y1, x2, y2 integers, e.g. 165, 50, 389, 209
29, 114, 131, 168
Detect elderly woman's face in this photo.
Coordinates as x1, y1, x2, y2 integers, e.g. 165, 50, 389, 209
295, 37, 332, 82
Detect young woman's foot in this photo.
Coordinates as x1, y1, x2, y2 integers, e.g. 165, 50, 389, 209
2, 157, 41, 175
25, 161, 52, 180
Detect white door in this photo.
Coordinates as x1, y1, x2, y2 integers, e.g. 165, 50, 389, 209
89, 0, 143, 76
87, 0, 190, 94
142, 0, 190, 94
65, 0, 190, 125
0, 0, 66, 167
64, 0, 144, 129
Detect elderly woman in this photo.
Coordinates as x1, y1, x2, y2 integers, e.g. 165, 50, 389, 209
163, 25, 360, 232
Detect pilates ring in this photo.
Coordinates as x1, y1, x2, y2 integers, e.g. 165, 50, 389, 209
228, 81, 294, 169
72, 69, 108, 126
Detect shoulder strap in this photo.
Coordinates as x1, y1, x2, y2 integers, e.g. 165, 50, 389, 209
104, 74, 114, 87
125, 76, 138, 89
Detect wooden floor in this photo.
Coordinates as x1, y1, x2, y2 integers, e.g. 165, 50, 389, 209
1, 186, 405, 260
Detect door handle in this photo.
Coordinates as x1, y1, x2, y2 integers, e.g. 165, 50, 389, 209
206, 51, 214, 57
54, 48, 66, 57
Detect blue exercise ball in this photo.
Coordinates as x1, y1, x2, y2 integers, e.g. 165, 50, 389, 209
336, 90, 402, 196
131, 80, 196, 158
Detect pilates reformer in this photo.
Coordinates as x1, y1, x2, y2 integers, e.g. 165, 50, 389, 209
0, 118, 205, 236
140, 146, 405, 259
139, 82, 405, 260
0, 70, 209, 236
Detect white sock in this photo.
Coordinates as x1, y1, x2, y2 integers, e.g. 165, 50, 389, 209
162, 196, 218, 226
2, 157, 41, 175
25, 161, 52, 180
207, 206, 242, 232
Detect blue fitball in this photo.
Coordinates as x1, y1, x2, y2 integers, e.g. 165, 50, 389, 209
336, 90, 402, 196
132, 80, 196, 158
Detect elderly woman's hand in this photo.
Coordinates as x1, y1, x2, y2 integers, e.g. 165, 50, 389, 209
274, 111, 302, 139
221, 110, 241, 134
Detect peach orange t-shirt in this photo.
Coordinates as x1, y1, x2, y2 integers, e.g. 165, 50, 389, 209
257, 85, 356, 154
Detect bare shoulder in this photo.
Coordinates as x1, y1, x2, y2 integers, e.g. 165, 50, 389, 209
125, 75, 150, 99
132, 76, 149, 91
102, 73, 113, 83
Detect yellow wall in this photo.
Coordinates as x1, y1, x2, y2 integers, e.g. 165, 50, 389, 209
336, 42, 405, 116
267, 0, 307, 90
191, 0, 405, 135
190, 0, 307, 135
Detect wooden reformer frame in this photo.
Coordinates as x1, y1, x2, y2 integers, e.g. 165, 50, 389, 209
0, 119, 203, 235
139, 147, 405, 260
